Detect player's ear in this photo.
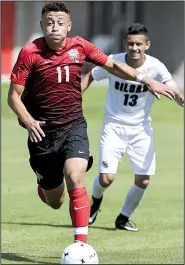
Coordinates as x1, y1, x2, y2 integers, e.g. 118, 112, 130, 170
145, 40, 151, 51
68, 21, 72, 32
40, 21, 43, 31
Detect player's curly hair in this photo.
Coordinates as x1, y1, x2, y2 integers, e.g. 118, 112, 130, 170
42, 1, 70, 15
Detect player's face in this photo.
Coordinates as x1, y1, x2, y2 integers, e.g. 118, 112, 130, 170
40, 11, 72, 43
125, 34, 150, 60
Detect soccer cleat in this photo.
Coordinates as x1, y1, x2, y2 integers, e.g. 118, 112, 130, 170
115, 214, 139, 232
88, 196, 103, 225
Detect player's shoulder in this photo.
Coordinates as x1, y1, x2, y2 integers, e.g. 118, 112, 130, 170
109, 52, 126, 62
67, 36, 88, 46
145, 54, 166, 68
66, 36, 91, 53
20, 37, 45, 56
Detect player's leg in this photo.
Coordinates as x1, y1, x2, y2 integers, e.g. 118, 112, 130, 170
115, 126, 155, 231
89, 123, 127, 225
63, 120, 93, 243
115, 174, 150, 231
38, 182, 65, 209
37, 154, 93, 208
38, 144, 93, 208
28, 137, 66, 209
89, 172, 116, 225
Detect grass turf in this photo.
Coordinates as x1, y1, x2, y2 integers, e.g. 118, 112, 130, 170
2, 85, 184, 264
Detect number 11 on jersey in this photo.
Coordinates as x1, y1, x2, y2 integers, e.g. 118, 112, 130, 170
57, 66, 70, 83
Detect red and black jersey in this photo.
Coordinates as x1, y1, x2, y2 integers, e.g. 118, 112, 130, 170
10, 36, 108, 132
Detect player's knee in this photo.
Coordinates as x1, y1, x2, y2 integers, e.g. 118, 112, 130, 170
48, 197, 65, 209
49, 203, 62, 209
46, 190, 66, 209
135, 175, 150, 189
65, 171, 85, 190
64, 158, 86, 190
99, 173, 115, 187
142, 178, 150, 188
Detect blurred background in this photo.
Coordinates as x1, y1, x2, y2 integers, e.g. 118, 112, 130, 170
2, 0, 184, 89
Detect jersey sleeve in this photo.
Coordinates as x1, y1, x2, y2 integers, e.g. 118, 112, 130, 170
155, 60, 172, 83
81, 37, 108, 66
10, 47, 35, 86
92, 54, 113, 81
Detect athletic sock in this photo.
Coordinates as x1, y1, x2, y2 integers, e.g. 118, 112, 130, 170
117, 213, 129, 222
69, 188, 90, 243
92, 176, 107, 199
121, 184, 146, 217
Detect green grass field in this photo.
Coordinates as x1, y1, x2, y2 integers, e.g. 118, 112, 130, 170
2, 85, 184, 264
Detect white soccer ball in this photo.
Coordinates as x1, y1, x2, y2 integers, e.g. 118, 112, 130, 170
61, 242, 99, 264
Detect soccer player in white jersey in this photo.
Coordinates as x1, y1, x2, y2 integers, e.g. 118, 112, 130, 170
81, 23, 184, 231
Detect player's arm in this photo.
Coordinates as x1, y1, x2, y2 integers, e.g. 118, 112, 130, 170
103, 57, 176, 100
164, 80, 184, 106
81, 70, 94, 93
81, 64, 110, 93
82, 37, 175, 100
8, 82, 33, 125
8, 82, 46, 142
8, 48, 46, 142
156, 61, 184, 106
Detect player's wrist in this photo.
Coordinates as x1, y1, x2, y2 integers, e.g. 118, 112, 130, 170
136, 74, 147, 83
22, 115, 35, 126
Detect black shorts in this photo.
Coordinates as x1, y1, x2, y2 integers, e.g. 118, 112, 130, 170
28, 120, 93, 190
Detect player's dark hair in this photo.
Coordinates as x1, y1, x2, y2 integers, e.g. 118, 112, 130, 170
42, 1, 70, 15
125, 23, 149, 40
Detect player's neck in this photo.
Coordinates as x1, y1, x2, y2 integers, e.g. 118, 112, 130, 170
126, 54, 146, 69
45, 38, 67, 51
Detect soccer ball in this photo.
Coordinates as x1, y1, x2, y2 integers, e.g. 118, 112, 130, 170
61, 242, 99, 264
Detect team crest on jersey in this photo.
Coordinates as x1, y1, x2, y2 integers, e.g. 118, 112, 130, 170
68, 49, 79, 63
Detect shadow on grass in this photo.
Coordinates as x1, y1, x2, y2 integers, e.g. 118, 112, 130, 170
2, 221, 116, 231
1, 252, 59, 264
2, 222, 71, 228
90, 225, 116, 231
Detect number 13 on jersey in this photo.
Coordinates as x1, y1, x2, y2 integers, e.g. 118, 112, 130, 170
57, 66, 70, 83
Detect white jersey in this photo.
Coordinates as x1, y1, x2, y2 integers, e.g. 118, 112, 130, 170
92, 53, 172, 126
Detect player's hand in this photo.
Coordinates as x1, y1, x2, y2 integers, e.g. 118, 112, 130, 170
174, 92, 184, 107
24, 118, 46, 142
165, 86, 184, 106
142, 77, 175, 100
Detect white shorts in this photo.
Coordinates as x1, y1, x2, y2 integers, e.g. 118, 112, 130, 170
99, 122, 156, 175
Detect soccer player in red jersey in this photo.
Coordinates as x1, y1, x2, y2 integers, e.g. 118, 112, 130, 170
8, 1, 175, 244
